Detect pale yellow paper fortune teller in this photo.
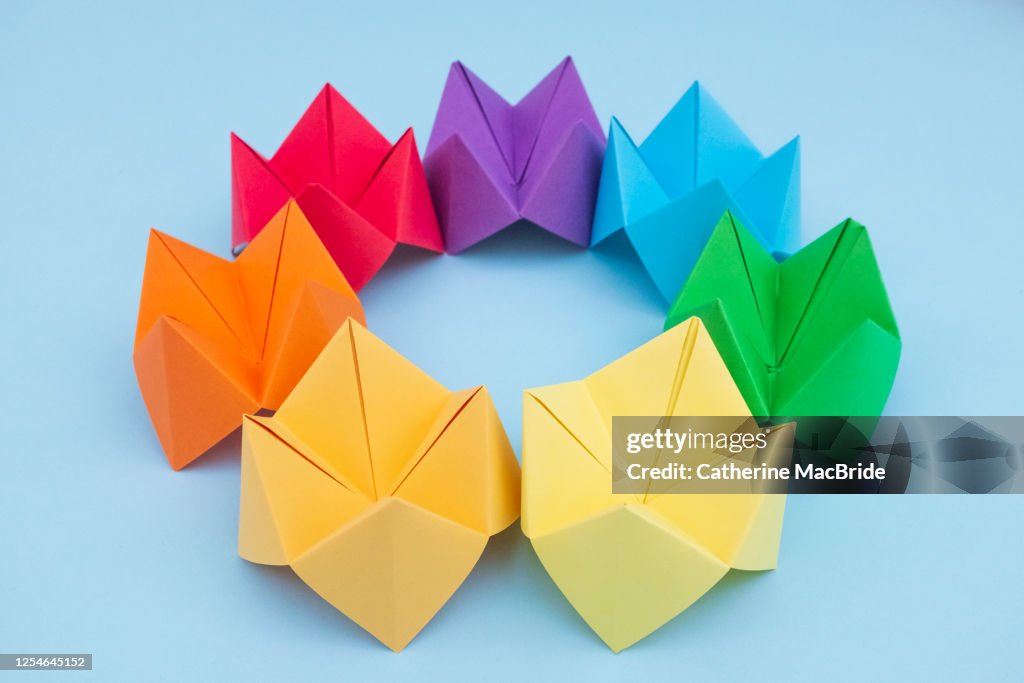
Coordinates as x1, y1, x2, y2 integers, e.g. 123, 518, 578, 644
238, 319, 521, 651
522, 317, 786, 652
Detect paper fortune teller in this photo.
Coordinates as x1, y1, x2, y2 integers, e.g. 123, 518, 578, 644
666, 212, 901, 418
424, 57, 606, 252
592, 81, 800, 304
134, 201, 364, 470
522, 318, 785, 652
231, 84, 442, 290
238, 320, 521, 651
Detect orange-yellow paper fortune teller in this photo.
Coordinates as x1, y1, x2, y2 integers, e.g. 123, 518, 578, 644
238, 320, 521, 651
522, 318, 786, 652
134, 201, 364, 470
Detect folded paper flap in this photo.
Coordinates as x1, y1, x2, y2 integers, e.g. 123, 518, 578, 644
509, 57, 569, 180
136, 229, 254, 357
230, 133, 295, 248
348, 321, 453, 497
260, 204, 359, 358
511, 57, 603, 186
733, 136, 801, 251
525, 386, 610, 473
590, 117, 670, 244
231, 131, 293, 193
289, 496, 488, 652
625, 503, 734, 563
772, 318, 902, 416
246, 415, 367, 498
134, 316, 261, 470
423, 129, 520, 214
425, 62, 515, 180
349, 129, 413, 240
240, 415, 372, 562
458, 61, 517, 176
584, 318, 724, 426
529, 504, 729, 653
352, 128, 443, 251
234, 201, 362, 377
777, 219, 900, 365
638, 81, 763, 197
292, 182, 396, 292
386, 386, 482, 494
668, 211, 778, 357
623, 181, 767, 304
521, 392, 634, 539
147, 316, 259, 397
518, 118, 605, 213
270, 84, 392, 205
270, 319, 376, 497
392, 386, 521, 535
674, 298, 774, 416
644, 492, 785, 569
236, 202, 292, 360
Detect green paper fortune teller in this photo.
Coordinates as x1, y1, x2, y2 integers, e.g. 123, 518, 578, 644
666, 212, 901, 418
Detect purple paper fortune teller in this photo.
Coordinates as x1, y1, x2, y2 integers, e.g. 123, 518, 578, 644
424, 57, 607, 253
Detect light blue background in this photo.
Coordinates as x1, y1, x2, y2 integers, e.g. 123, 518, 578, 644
2, 0, 1022, 680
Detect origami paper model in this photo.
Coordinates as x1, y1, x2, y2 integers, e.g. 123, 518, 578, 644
238, 319, 521, 651
231, 84, 442, 290
134, 201, 365, 470
423, 57, 606, 253
666, 212, 901, 418
522, 318, 786, 652
592, 81, 800, 304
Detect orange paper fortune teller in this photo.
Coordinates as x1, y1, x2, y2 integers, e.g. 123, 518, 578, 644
133, 201, 365, 470
238, 319, 521, 651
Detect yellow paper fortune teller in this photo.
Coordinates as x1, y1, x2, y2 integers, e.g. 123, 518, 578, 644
238, 320, 521, 651
522, 317, 786, 652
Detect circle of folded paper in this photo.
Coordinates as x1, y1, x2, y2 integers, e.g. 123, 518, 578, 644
136, 58, 901, 653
